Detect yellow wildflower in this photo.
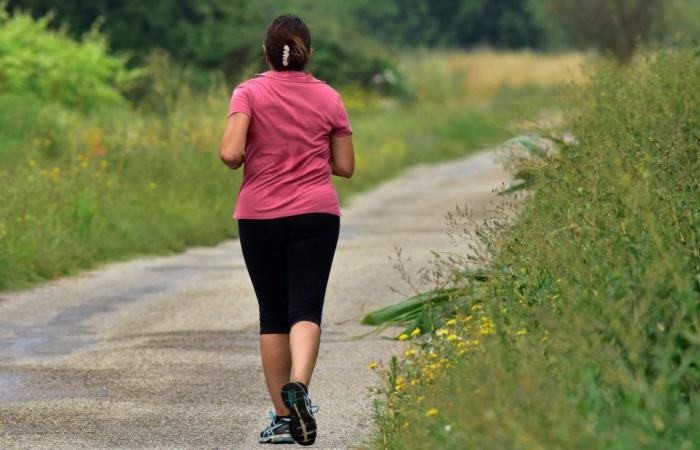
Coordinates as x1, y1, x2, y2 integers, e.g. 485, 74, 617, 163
416, 395, 424, 403
479, 316, 496, 335
470, 304, 482, 312
480, 327, 495, 336
435, 328, 449, 337
398, 333, 409, 341
446, 318, 457, 326
410, 378, 419, 386
463, 315, 473, 322
404, 348, 417, 357
368, 361, 378, 370
410, 327, 421, 337
425, 408, 439, 417
516, 329, 528, 336
447, 334, 458, 342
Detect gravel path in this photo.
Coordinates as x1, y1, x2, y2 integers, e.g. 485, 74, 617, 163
0, 148, 510, 449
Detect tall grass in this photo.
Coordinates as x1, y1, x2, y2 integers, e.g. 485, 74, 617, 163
369, 49, 700, 449
402, 48, 587, 106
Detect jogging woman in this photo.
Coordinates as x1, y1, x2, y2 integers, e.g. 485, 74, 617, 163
218, 14, 355, 446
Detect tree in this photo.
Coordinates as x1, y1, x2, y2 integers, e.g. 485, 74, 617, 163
548, 0, 664, 63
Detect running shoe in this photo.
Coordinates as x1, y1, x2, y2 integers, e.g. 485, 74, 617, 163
258, 411, 295, 444
281, 382, 320, 446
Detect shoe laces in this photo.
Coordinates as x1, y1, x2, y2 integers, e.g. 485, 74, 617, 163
304, 394, 320, 414
265, 410, 278, 422
261, 410, 289, 438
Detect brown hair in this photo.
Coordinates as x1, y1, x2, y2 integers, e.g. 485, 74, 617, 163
264, 15, 311, 71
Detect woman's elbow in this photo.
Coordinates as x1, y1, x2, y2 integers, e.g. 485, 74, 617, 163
219, 148, 243, 169
336, 165, 354, 178
342, 166, 354, 178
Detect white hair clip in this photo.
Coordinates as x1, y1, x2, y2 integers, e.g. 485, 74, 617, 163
282, 44, 290, 67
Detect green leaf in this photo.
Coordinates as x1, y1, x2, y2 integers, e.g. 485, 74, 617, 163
361, 288, 459, 326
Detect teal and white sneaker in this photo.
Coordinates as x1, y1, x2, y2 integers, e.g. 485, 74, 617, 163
258, 411, 295, 444
281, 382, 320, 446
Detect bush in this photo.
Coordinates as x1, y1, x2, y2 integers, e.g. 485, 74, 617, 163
0, 9, 142, 110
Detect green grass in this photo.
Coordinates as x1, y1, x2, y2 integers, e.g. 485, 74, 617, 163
369, 49, 700, 449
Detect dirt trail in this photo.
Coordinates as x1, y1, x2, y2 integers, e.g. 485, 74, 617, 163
0, 148, 511, 449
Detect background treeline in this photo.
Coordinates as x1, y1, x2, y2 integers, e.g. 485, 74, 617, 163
6, 0, 700, 92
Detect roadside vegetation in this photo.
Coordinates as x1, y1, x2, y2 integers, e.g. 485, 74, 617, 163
366, 48, 700, 449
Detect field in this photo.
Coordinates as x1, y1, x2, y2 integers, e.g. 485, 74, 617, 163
0, 48, 583, 292
367, 48, 700, 449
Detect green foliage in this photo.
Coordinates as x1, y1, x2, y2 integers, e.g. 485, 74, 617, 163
0, 9, 141, 109
5, 0, 408, 95
371, 49, 700, 449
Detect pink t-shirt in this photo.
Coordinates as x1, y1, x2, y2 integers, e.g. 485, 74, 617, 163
227, 70, 353, 219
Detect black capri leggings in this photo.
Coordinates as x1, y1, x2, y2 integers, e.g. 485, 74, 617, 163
237, 212, 340, 334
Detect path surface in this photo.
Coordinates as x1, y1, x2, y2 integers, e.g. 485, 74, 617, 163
0, 149, 511, 449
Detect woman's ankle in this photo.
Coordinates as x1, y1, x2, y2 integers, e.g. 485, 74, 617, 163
290, 380, 309, 394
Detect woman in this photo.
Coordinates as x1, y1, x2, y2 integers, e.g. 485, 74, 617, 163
219, 14, 355, 446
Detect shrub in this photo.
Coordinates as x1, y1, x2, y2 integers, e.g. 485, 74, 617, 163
0, 9, 142, 110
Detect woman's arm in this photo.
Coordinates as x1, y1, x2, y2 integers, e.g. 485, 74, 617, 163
219, 112, 250, 170
330, 134, 354, 178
